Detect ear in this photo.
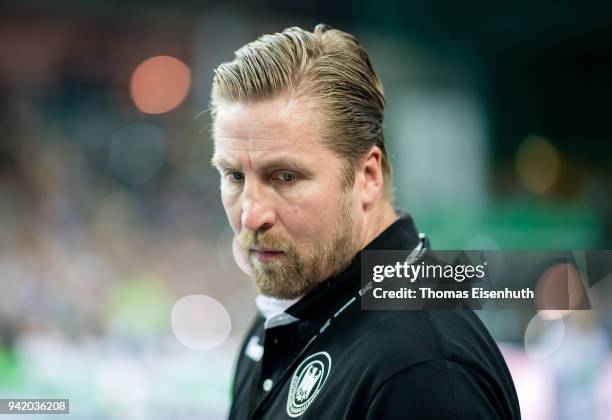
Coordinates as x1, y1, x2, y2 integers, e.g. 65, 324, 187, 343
357, 146, 385, 208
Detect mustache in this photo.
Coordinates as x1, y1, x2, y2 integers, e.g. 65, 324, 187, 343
237, 229, 292, 253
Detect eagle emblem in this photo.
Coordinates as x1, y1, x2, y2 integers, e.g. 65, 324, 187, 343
286, 352, 331, 417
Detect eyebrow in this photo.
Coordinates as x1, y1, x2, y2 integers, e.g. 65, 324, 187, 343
210, 155, 238, 170
211, 155, 311, 175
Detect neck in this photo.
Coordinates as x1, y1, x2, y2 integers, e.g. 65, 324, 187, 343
357, 199, 398, 251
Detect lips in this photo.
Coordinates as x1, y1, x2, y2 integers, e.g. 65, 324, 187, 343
250, 247, 284, 262
250, 247, 281, 252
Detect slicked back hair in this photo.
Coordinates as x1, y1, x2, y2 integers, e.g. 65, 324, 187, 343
210, 24, 393, 199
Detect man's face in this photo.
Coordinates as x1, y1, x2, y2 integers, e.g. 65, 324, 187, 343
212, 97, 359, 299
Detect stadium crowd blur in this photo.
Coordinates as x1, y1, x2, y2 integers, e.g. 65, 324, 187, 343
1, 3, 612, 419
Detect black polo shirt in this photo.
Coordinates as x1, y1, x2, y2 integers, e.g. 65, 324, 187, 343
228, 215, 521, 419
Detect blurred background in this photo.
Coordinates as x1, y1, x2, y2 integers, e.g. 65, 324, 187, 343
1, 1, 612, 419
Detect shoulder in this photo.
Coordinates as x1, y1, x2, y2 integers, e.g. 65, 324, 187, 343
331, 308, 512, 391
341, 309, 495, 367
363, 358, 517, 419
331, 309, 520, 418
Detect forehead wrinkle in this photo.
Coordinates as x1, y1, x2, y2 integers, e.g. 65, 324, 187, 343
215, 136, 295, 152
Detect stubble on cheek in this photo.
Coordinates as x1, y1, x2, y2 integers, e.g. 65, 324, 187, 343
235, 193, 356, 299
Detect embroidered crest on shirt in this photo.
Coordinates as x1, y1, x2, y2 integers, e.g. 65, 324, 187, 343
286, 351, 331, 417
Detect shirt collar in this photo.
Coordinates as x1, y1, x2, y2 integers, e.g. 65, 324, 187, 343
255, 294, 301, 329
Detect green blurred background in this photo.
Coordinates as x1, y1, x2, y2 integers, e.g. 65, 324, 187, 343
1, 1, 612, 419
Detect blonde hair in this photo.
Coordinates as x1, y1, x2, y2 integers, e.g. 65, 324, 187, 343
210, 23, 392, 198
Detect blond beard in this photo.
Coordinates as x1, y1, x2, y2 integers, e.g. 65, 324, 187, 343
237, 192, 356, 299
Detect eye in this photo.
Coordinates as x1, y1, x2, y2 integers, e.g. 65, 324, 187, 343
224, 170, 244, 182
273, 170, 297, 183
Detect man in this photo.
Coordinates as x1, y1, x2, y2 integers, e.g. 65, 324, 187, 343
210, 24, 521, 419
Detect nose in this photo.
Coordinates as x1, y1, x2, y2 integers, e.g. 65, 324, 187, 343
240, 179, 276, 232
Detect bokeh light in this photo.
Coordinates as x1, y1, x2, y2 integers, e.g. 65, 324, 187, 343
108, 123, 166, 185
535, 262, 585, 319
130, 55, 191, 114
171, 295, 232, 351
524, 312, 566, 359
217, 226, 251, 279
515, 135, 561, 195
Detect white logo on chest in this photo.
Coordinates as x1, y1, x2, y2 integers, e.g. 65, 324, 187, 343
286, 351, 331, 417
